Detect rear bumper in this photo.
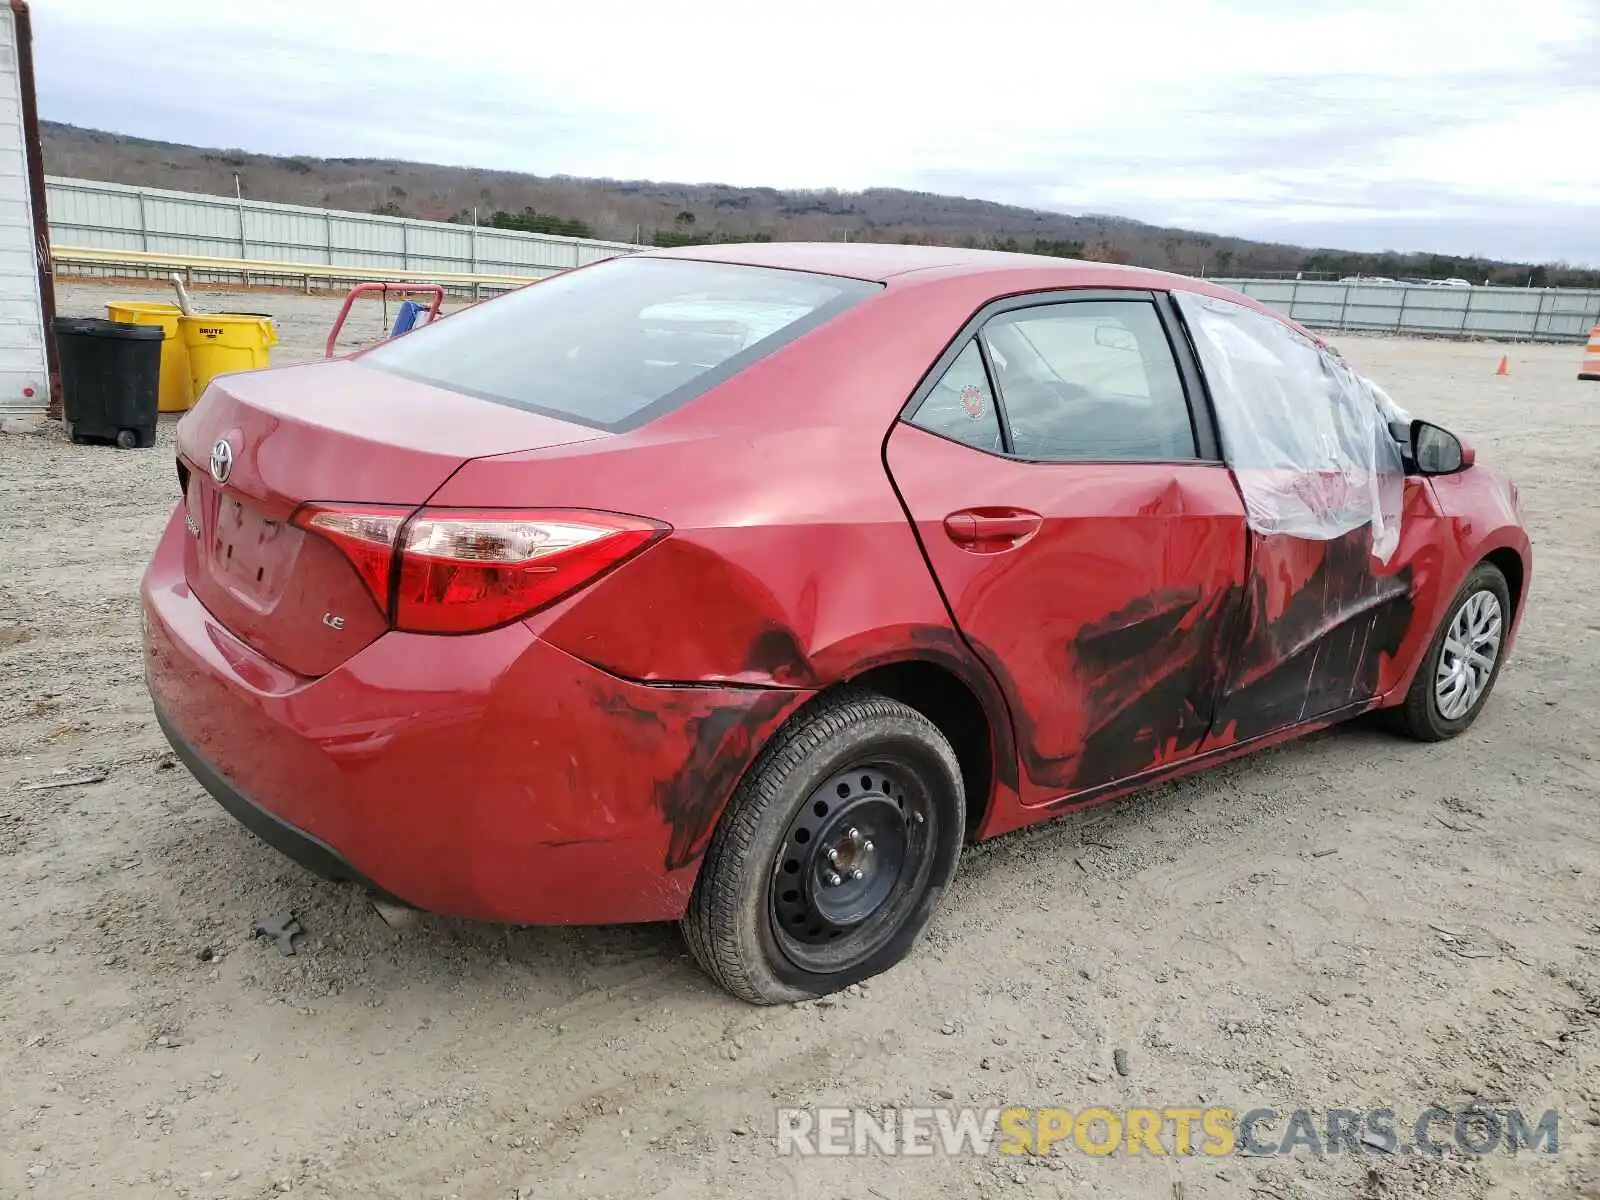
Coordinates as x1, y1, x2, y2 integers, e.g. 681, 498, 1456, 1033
155, 704, 394, 898
141, 507, 810, 925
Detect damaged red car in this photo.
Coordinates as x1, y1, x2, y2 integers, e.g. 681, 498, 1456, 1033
142, 243, 1531, 1004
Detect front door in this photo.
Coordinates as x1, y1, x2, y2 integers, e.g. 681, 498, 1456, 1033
886, 292, 1250, 802
1207, 527, 1415, 742
1168, 290, 1418, 744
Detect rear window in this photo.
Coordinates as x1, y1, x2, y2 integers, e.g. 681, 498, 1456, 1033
359, 256, 880, 431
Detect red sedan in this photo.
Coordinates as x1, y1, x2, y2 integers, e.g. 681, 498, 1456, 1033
142, 244, 1531, 1004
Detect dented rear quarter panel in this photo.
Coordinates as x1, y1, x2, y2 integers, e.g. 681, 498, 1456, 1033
142, 528, 812, 923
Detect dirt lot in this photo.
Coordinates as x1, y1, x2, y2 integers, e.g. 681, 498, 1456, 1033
2, 282, 1597, 1200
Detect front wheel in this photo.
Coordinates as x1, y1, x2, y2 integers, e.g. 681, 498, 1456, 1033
1387, 562, 1512, 741
682, 689, 965, 1005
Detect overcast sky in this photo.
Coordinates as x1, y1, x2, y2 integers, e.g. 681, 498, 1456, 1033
32, 0, 1600, 264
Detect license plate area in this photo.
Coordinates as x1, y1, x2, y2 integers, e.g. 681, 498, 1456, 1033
208, 492, 304, 606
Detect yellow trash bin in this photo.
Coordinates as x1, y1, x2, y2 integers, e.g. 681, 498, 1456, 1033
179, 313, 279, 398
106, 301, 195, 413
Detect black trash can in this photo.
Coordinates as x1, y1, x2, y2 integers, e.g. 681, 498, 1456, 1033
53, 316, 164, 449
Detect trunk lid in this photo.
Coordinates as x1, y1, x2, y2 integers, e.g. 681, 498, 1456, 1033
173, 360, 607, 677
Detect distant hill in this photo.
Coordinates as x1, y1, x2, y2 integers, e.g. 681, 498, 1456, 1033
40, 121, 1600, 288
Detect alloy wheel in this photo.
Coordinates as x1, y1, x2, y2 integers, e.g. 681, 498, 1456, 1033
1435, 588, 1503, 720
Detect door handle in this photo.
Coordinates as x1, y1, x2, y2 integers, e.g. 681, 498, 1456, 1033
943, 509, 1043, 545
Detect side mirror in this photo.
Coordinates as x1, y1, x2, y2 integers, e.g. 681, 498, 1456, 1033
1410, 420, 1471, 475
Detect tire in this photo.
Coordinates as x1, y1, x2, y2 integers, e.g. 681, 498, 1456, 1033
115, 429, 138, 450
1386, 562, 1512, 741
681, 688, 965, 1005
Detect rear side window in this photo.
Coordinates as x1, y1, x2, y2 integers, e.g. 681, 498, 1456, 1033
980, 300, 1198, 461
359, 257, 880, 431
908, 341, 1005, 453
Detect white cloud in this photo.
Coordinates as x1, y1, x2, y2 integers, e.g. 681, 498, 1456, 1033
31, 0, 1600, 262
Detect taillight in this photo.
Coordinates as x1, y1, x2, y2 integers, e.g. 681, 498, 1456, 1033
292, 505, 412, 607
291, 504, 668, 634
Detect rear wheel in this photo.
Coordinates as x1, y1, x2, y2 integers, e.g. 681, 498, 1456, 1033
1387, 562, 1511, 741
682, 689, 965, 1005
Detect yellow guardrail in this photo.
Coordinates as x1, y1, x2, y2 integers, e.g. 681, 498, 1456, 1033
49, 245, 561, 289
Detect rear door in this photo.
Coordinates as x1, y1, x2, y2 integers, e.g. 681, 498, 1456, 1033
886, 290, 1250, 802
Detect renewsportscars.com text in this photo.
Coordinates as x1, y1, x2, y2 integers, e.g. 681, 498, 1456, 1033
775, 1105, 1560, 1158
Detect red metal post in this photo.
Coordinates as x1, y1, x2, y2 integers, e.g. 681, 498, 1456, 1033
325, 282, 447, 359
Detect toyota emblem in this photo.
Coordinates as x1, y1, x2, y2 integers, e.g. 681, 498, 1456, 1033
210, 438, 234, 484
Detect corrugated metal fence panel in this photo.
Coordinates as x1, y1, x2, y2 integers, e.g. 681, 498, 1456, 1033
1540, 290, 1599, 340
476, 230, 575, 272
1213, 278, 1600, 343
49, 178, 144, 251
147, 192, 239, 258
407, 222, 473, 268
44, 176, 645, 277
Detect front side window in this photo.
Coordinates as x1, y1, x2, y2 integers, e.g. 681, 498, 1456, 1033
908, 341, 1005, 453
979, 300, 1198, 461
1173, 290, 1404, 561
359, 256, 880, 431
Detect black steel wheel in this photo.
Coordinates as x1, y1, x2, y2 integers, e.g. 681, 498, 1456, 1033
682, 688, 965, 1005
770, 762, 933, 972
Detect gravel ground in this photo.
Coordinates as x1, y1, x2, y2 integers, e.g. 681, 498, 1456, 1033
2, 281, 1597, 1200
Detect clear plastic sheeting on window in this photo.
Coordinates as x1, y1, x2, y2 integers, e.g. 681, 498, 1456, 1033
1174, 291, 1405, 563
1325, 342, 1412, 427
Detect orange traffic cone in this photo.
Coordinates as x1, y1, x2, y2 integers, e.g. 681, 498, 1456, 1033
1495, 354, 1509, 376
1580, 324, 1600, 381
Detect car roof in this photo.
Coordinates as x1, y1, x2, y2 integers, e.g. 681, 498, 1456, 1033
646, 240, 1188, 288
635, 241, 1325, 349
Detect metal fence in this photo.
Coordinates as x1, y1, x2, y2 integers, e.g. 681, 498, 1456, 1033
44, 176, 645, 282
40, 177, 1600, 342
1213, 278, 1600, 343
